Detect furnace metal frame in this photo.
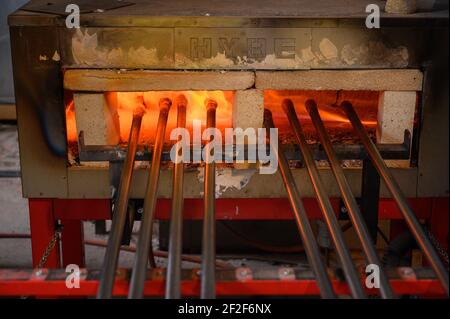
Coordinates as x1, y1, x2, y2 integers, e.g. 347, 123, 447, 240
3, 0, 449, 298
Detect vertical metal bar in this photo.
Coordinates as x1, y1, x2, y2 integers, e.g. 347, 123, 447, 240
341, 100, 449, 296
60, 219, 85, 267
121, 202, 136, 246
282, 99, 366, 299
97, 108, 144, 299
166, 95, 187, 299
306, 99, 395, 299
361, 158, 381, 243
129, 98, 171, 299
264, 109, 336, 299
201, 99, 218, 299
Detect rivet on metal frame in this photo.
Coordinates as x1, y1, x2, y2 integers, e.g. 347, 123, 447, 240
397, 267, 417, 281
278, 267, 296, 281
235, 267, 253, 281
31, 268, 49, 281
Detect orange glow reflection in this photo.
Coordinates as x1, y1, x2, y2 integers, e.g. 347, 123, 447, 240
65, 90, 379, 145
116, 91, 233, 143
264, 90, 378, 137
65, 100, 78, 142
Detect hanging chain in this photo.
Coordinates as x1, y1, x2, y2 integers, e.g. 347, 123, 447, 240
425, 226, 449, 266
37, 223, 63, 269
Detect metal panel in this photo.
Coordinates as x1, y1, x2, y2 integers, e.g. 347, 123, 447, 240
174, 27, 311, 69
21, 0, 134, 15
0, 267, 445, 297
418, 28, 449, 197
66, 166, 418, 199
10, 26, 68, 198
58, 26, 427, 70
8, 0, 450, 28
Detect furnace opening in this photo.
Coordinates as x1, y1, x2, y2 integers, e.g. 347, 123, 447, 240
65, 89, 414, 168
265, 90, 379, 144
66, 91, 234, 146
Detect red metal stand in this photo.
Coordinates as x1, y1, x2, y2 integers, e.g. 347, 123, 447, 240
28, 197, 449, 268
43, 197, 438, 221
22, 197, 448, 298
60, 220, 85, 268
29, 199, 87, 268
0, 268, 445, 297
28, 199, 60, 268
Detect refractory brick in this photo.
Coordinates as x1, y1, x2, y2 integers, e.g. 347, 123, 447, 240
73, 92, 121, 146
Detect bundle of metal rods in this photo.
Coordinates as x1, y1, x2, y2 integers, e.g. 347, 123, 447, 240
266, 98, 448, 298
96, 93, 448, 299
128, 97, 172, 298
97, 95, 220, 299
340, 101, 449, 296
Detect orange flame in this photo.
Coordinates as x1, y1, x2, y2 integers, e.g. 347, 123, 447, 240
65, 90, 378, 145
65, 100, 78, 142
264, 90, 378, 133
116, 91, 233, 143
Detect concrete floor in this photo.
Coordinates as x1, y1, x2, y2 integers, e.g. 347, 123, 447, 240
0, 123, 30, 267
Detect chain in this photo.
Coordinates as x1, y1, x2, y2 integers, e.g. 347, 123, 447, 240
37, 224, 63, 269
425, 226, 449, 266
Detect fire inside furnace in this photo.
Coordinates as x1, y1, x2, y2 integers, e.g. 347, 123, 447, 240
65, 90, 378, 155
265, 90, 378, 144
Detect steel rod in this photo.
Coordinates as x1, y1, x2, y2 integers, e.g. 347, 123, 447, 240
128, 98, 171, 299
201, 99, 218, 299
306, 99, 395, 299
165, 95, 187, 299
282, 99, 366, 299
97, 107, 144, 299
264, 109, 336, 299
341, 100, 449, 296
